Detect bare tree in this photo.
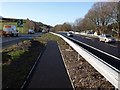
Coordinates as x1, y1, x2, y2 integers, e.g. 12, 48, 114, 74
117, 1, 120, 38
74, 18, 83, 26
78, 2, 119, 35
54, 24, 62, 32
61, 23, 72, 31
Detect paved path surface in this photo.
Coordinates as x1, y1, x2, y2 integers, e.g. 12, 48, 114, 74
27, 41, 73, 88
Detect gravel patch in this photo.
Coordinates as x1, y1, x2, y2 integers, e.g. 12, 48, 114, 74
59, 41, 114, 89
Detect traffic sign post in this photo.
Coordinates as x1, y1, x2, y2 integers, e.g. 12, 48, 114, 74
17, 19, 23, 33
17, 19, 23, 27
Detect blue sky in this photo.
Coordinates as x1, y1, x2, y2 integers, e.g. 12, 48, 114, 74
1, 2, 94, 26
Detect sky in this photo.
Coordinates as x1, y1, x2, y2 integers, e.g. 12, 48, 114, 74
0, 2, 94, 26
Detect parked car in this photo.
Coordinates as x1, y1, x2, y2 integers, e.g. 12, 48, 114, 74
28, 29, 35, 34
67, 32, 73, 37
2, 25, 19, 37
99, 34, 116, 43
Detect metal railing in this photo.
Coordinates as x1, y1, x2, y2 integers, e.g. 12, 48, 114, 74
51, 32, 120, 89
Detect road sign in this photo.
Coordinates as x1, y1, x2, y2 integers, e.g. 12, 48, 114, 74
17, 19, 23, 27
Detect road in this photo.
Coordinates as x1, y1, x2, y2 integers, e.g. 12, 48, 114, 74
0, 33, 42, 50
59, 32, 120, 71
60, 32, 120, 58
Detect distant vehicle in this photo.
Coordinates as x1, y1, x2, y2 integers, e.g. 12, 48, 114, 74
42, 30, 46, 33
2, 25, 19, 37
99, 34, 116, 43
69, 31, 74, 33
67, 32, 73, 37
28, 29, 35, 34
86, 31, 94, 34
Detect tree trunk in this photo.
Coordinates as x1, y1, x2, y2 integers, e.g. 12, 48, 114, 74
117, 1, 120, 38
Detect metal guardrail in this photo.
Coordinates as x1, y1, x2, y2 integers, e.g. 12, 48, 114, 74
51, 32, 120, 89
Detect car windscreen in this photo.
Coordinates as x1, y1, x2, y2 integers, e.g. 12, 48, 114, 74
3, 28, 11, 31
106, 35, 111, 37
69, 32, 72, 34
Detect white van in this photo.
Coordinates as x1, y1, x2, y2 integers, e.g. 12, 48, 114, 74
3, 25, 19, 37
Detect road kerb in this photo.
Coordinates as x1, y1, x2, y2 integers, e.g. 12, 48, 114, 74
58, 43, 75, 90
21, 45, 46, 89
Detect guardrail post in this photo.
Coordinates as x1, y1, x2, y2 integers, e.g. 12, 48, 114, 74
78, 53, 80, 61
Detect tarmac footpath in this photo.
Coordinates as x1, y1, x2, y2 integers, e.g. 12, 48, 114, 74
27, 41, 73, 89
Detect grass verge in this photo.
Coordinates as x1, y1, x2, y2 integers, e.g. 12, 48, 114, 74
35, 33, 65, 45
2, 40, 45, 88
2, 33, 64, 88
2, 33, 67, 88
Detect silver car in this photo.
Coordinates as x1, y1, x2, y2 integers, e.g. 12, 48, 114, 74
67, 32, 73, 37
99, 34, 116, 43
28, 29, 35, 34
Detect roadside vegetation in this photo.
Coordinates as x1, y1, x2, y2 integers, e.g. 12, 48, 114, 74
2, 33, 64, 88
36, 33, 65, 44
0, 18, 53, 34
2, 39, 45, 88
53, 2, 120, 38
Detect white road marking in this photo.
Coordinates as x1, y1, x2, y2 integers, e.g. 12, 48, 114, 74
85, 37, 92, 39
70, 37, 120, 61
81, 35, 118, 48
108, 44, 117, 48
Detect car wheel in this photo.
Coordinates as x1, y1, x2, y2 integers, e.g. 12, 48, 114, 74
16, 34, 18, 37
105, 39, 107, 43
4, 35, 7, 37
11, 33, 14, 37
